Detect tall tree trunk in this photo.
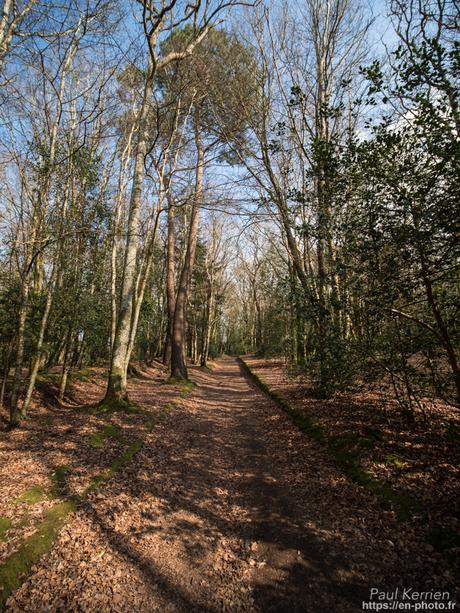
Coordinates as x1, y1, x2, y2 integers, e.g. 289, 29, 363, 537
110, 129, 135, 356
123, 207, 161, 386
58, 326, 73, 402
106, 60, 154, 401
163, 190, 177, 365
171, 110, 204, 380
200, 287, 214, 367
21, 277, 55, 417
9, 281, 29, 426
0, 341, 13, 410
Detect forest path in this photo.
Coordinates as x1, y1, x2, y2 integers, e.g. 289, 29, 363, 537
150, 355, 369, 613
6, 357, 375, 612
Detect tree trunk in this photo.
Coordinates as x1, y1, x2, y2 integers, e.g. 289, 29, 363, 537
9, 281, 29, 427
163, 190, 177, 365
58, 326, 73, 402
171, 109, 204, 380
105, 60, 154, 401
123, 207, 161, 385
200, 288, 214, 367
110, 131, 135, 356
21, 274, 55, 417
0, 341, 13, 410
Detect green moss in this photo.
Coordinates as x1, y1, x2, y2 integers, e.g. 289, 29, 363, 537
239, 358, 326, 443
239, 357, 420, 522
109, 440, 143, 473
165, 377, 195, 396
383, 454, 403, 468
0, 517, 12, 542
97, 397, 143, 415
17, 515, 29, 528
322, 431, 418, 520
0, 435, 145, 608
84, 440, 144, 494
16, 485, 49, 505
49, 465, 72, 496
358, 436, 376, 450
70, 368, 93, 383
91, 474, 108, 486
0, 500, 76, 609
83, 473, 108, 494
50, 465, 72, 483
87, 424, 122, 448
36, 373, 60, 384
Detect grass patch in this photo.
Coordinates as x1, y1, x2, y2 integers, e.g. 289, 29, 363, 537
1, 435, 145, 607
87, 424, 122, 448
238, 358, 325, 443
49, 465, 72, 496
0, 517, 12, 542
84, 440, 144, 494
239, 357, 420, 522
165, 377, 195, 396
383, 453, 403, 469
0, 500, 76, 610
15, 485, 49, 505
97, 397, 143, 414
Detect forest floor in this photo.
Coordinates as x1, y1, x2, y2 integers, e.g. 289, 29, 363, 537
0, 357, 458, 612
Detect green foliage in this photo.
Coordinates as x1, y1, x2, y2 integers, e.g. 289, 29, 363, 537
335, 25, 460, 406
159, 27, 258, 154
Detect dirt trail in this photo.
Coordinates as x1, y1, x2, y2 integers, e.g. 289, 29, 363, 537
6, 357, 423, 612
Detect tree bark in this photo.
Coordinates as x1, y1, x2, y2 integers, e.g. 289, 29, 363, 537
171, 109, 204, 380
106, 59, 154, 401
163, 190, 177, 365
9, 282, 29, 426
